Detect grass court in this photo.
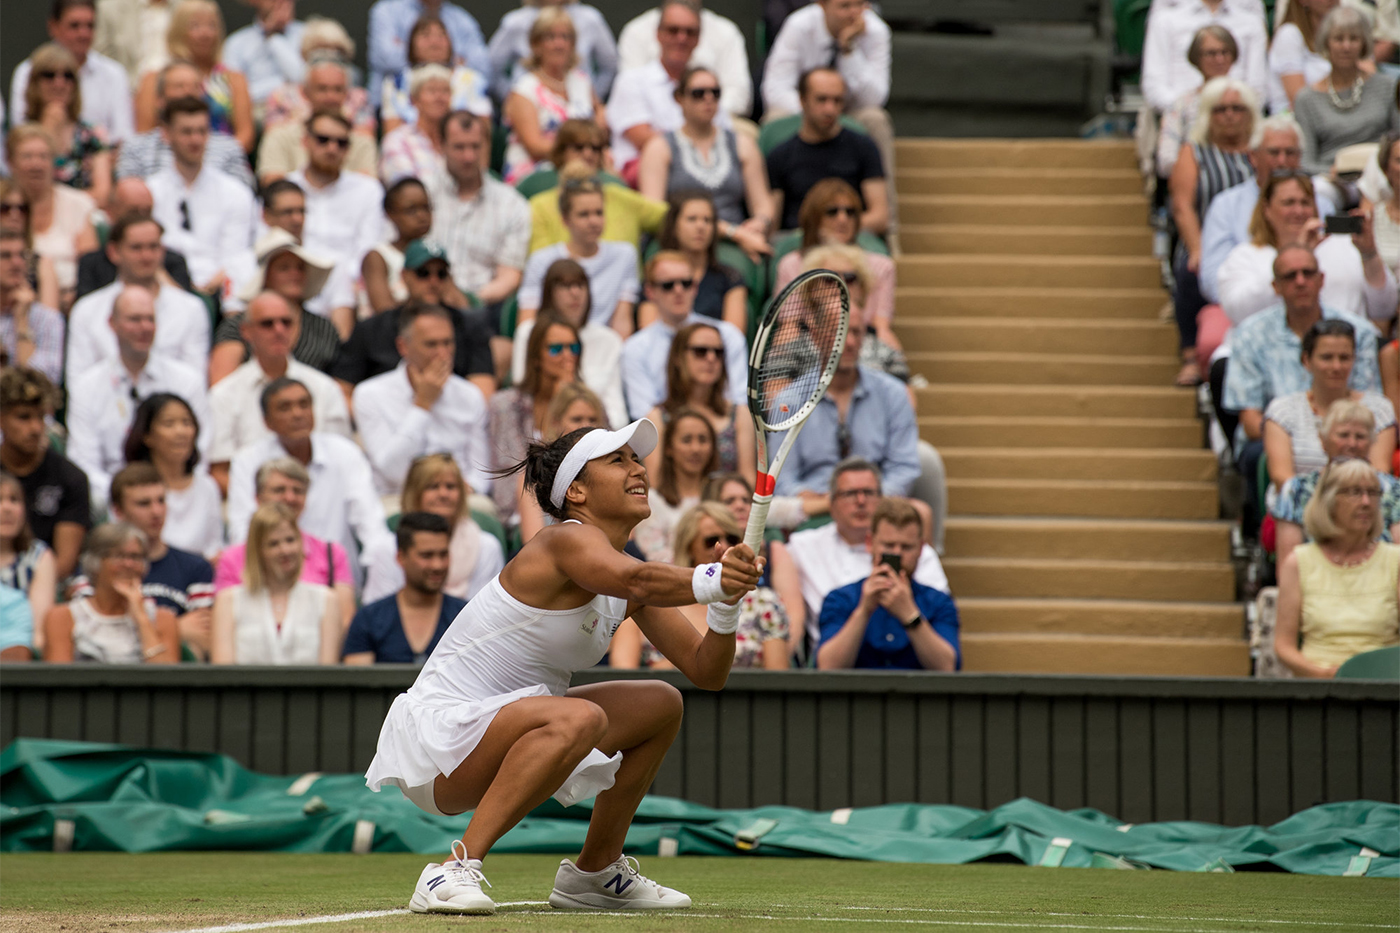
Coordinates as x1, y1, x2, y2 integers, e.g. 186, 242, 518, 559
1, 853, 1396, 933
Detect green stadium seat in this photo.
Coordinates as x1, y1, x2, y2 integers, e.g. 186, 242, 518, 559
1335, 646, 1400, 680
500, 294, 519, 341
758, 113, 866, 157
515, 168, 627, 200
386, 509, 509, 555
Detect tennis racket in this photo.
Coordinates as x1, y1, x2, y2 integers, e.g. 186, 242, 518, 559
742, 269, 852, 553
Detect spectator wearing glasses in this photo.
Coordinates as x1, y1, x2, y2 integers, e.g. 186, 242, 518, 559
617, 0, 750, 118
146, 96, 258, 301
519, 176, 639, 335
1139, 0, 1267, 114
0, 179, 62, 315
6, 125, 99, 306
65, 214, 213, 383
65, 284, 210, 509
257, 58, 380, 184
115, 62, 254, 190
641, 322, 754, 479
0, 229, 64, 385
639, 191, 748, 332
1293, 8, 1398, 179
816, 498, 959, 672
1156, 26, 1240, 182
23, 42, 113, 208
490, 0, 618, 101
1275, 457, 1400, 679
631, 407, 717, 563
124, 393, 225, 561
346, 512, 466, 664
353, 303, 492, 497
621, 251, 747, 420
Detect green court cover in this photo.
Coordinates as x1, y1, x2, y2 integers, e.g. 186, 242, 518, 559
2, 740, 1394, 877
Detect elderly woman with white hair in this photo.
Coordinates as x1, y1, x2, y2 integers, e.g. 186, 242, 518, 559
42, 523, 181, 663
380, 14, 492, 136
379, 65, 455, 185
1275, 456, 1400, 678
1156, 26, 1242, 180
1168, 76, 1260, 386
1294, 7, 1398, 178
261, 16, 376, 134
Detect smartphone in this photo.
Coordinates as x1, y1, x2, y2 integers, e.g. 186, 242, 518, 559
1325, 214, 1364, 236
879, 553, 902, 574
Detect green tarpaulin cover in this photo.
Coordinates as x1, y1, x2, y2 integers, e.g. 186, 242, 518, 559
3, 740, 1395, 877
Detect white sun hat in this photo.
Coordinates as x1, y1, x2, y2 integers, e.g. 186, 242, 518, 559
237, 227, 334, 303
549, 418, 659, 509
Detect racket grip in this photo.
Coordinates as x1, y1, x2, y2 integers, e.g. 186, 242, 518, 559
744, 493, 773, 554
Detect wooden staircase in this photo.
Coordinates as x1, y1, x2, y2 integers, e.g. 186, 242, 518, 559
892, 139, 1249, 676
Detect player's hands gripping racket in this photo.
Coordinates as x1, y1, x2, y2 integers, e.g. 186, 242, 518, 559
742, 269, 851, 553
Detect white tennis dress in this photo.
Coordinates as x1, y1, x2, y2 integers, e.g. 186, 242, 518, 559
366, 549, 629, 809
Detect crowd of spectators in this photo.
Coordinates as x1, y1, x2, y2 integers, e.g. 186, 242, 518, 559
0, 0, 957, 672
1140, 0, 1400, 676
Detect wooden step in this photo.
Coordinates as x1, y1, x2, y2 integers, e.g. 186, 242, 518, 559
945, 518, 1231, 563
896, 317, 1175, 356
918, 385, 1197, 419
896, 287, 1166, 320
960, 633, 1251, 676
944, 556, 1235, 601
896, 168, 1143, 197
894, 139, 1138, 171
946, 477, 1218, 519
898, 255, 1162, 289
909, 351, 1179, 386
959, 597, 1244, 638
920, 416, 1202, 450
938, 448, 1217, 483
899, 195, 1147, 227
900, 223, 1152, 256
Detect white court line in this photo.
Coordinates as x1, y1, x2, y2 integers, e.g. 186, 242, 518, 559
842, 907, 1400, 929
161, 910, 410, 933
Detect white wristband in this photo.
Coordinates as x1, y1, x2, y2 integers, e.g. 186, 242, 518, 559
692, 562, 728, 604
706, 599, 741, 635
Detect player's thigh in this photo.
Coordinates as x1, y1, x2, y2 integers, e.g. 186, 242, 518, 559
436, 695, 607, 810
565, 680, 684, 755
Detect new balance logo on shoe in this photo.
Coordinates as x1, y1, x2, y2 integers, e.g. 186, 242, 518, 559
602, 873, 633, 895
427, 875, 447, 891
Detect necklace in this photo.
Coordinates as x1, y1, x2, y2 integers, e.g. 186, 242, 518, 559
1326, 75, 1364, 110
1322, 540, 1375, 567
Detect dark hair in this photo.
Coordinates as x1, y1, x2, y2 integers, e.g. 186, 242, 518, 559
0, 471, 34, 554
539, 258, 592, 323
702, 470, 750, 502
384, 176, 426, 213
261, 178, 305, 209
0, 366, 55, 412
397, 301, 453, 338
798, 67, 842, 100
161, 95, 209, 125
108, 211, 162, 245
396, 510, 452, 552
522, 311, 581, 399
109, 461, 163, 512
1302, 318, 1357, 358
442, 110, 481, 139
1377, 132, 1400, 182
50, 0, 94, 22
548, 118, 606, 168
659, 189, 717, 268
259, 376, 309, 418
123, 393, 201, 474
658, 407, 717, 507
407, 14, 452, 66
496, 426, 595, 523
674, 65, 718, 98
664, 322, 728, 416
305, 108, 351, 135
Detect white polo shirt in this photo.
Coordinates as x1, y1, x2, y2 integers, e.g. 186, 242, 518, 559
287, 168, 387, 279
148, 163, 258, 288
65, 281, 212, 386
607, 59, 732, 167
207, 357, 352, 464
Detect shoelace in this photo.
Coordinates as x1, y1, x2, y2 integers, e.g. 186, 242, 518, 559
618, 855, 661, 892
444, 840, 492, 889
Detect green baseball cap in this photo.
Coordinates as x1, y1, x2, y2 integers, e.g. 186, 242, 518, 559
403, 239, 450, 271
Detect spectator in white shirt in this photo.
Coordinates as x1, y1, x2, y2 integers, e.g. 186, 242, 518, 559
607, 1, 734, 186
426, 111, 531, 319
617, 0, 750, 118
786, 458, 949, 658
147, 96, 257, 300
9, 0, 136, 146
226, 376, 391, 585
208, 290, 351, 494
622, 250, 747, 419
253, 181, 357, 335
353, 303, 492, 497
124, 392, 226, 561
65, 285, 210, 510
1141, 0, 1268, 113
286, 110, 387, 302
65, 214, 213, 384
256, 58, 380, 184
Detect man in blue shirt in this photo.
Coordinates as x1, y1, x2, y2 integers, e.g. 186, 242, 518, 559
222, 0, 306, 107
343, 512, 466, 664
816, 499, 959, 671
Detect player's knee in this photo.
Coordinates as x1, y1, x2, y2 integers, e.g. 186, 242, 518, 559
647, 681, 685, 726
569, 700, 610, 745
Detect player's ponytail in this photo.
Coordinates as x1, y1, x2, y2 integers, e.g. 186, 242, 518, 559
493, 426, 593, 523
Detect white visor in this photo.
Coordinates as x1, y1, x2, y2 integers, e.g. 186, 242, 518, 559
549, 419, 659, 509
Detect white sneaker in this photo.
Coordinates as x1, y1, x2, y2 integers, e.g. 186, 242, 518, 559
549, 855, 692, 910
409, 840, 495, 914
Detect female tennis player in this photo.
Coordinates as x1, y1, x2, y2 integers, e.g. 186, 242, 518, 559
366, 418, 762, 915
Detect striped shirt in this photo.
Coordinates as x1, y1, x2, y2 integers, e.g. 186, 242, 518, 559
1191, 143, 1253, 224
0, 301, 65, 386
426, 169, 532, 295
214, 307, 341, 374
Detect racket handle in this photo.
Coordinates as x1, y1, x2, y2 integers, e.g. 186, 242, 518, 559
744, 493, 773, 554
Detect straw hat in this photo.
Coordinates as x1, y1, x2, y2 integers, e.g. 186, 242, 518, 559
237, 228, 334, 303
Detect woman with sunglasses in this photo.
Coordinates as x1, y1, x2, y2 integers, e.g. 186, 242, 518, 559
775, 178, 899, 352
802, 244, 911, 388
519, 174, 639, 335
637, 67, 774, 264
637, 191, 746, 332
23, 43, 112, 209
490, 312, 584, 531
0, 180, 61, 318
632, 408, 717, 563
1157, 26, 1239, 180
612, 501, 789, 670
5, 126, 97, 307
641, 322, 753, 479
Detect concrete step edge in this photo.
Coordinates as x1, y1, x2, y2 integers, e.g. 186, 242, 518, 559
944, 556, 1234, 572
899, 317, 1172, 331
937, 447, 1216, 459
961, 633, 1246, 647
946, 516, 1232, 530
921, 415, 1201, 427
900, 223, 1151, 237
908, 351, 1180, 364
901, 194, 1146, 206
897, 167, 1143, 179
899, 254, 1159, 267
948, 478, 1217, 492
920, 385, 1193, 398
956, 596, 1242, 611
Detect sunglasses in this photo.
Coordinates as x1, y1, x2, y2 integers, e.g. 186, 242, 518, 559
567, 143, 603, 154
412, 266, 450, 280
661, 24, 699, 37
701, 533, 741, 549
254, 316, 295, 330
1276, 268, 1320, 282
652, 277, 695, 291
312, 132, 350, 149
686, 87, 721, 101
37, 69, 76, 81
546, 342, 582, 356
0, 202, 28, 214
687, 345, 723, 359
835, 270, 860, 284
824, 205, 858, 218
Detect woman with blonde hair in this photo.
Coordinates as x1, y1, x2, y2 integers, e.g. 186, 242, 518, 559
24, 43, 112, 206
488, 0, 618, 99
612, 501, 790, 670
211, 503, 341, 664
501, 8, 606, 185
1275, 457, 1400, 678
6, 126, 98, 305
642, 321, 754, 478
134, 0, 254, 151
1157, 26, 1240, 180
362, 453, 506, 603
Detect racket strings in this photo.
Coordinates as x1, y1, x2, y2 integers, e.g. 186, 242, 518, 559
753, 276, 848, 431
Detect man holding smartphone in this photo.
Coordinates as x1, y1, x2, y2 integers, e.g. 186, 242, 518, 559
815, 499, 959, 671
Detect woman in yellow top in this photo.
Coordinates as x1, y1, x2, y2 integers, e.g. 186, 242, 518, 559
1275, 458, 1400, 678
